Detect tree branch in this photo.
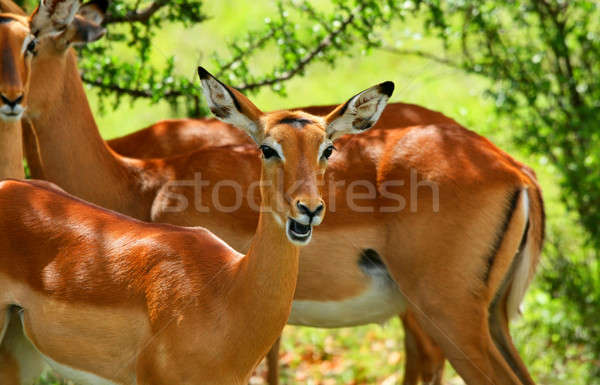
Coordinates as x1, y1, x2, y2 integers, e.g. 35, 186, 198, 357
536, 0, 582, 108
380, 46, 463, 69
104, 0, 170, 24
81, 75, 186, 99
302, 3, 333, 34
235, 6, 361, 92
215, 29, 276, 78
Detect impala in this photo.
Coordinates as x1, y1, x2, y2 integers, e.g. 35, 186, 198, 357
0, 9, 29, 179
0, 67, 392, 385
6, 1, 544, 384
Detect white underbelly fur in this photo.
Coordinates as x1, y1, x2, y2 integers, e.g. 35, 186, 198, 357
288, 272, 407, 328
42, 354, 121, 385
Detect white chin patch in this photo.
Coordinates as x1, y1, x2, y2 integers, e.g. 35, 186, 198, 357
0, 105, 25, 122
286, 218, 312, 245
0, 112, 23, 122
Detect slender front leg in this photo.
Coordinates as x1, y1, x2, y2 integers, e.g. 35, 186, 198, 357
265, 336, 281, 385
401, 312, 445, 385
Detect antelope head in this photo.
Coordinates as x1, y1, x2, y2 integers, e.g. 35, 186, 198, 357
0, 0, 106, 122
0, 13, 33, 121
198, 66, 394, 245
30, 0, 106, 50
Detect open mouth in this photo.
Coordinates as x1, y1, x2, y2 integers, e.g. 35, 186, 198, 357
287, 218, 312, 244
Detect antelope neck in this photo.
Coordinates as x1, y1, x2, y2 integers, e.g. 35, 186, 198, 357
25, 49, 157, 219
0, 119, 24, 179
225, 200, 300, 370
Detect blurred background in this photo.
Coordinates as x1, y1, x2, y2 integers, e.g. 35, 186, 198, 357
14, 0, 599, 384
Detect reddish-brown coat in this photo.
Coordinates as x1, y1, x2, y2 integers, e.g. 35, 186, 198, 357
0, 14, 29, 179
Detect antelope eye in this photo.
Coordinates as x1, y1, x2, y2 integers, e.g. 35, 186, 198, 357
26, 39, 37, 54
321, 145, 335, 160
259, 145, 280, 160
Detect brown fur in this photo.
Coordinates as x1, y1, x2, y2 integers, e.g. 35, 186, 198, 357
0, 119, 23, 178
0, 14, 29, 179
402, 312, 445, 385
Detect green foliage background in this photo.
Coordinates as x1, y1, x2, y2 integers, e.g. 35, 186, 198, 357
11, 0, 597, 383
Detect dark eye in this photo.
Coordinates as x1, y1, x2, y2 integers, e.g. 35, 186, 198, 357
321, 145, 335, 160
26, 39, 37, 55
260, 145, 280, 160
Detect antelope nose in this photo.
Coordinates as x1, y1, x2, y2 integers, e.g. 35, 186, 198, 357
1, 94, 23, 108
297, 201, 324, 220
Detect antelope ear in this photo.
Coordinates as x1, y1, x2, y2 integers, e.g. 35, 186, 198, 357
78, 0, 107, 25
197, 66, 265, 144
30, 0, 80, 38
325, 81, 394, 140
58, 14, 105, 47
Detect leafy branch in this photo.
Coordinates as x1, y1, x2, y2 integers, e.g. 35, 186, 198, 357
104, 0, 170, 24
379, 46, 461, 69
77, 0, 403, 116
236, 5, 360, 92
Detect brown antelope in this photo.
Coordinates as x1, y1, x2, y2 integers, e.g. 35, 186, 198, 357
0, 8, 30, 179
0, 69, 393, 384
6, 1, 544, 384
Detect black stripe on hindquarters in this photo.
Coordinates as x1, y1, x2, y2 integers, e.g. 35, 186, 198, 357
488, 218, 533, 385
482, 190, 521, 284
534, 186, 546, 244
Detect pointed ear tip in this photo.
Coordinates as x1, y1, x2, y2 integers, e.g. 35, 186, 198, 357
197, 66, 210, 80
378, 81, 395, 97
